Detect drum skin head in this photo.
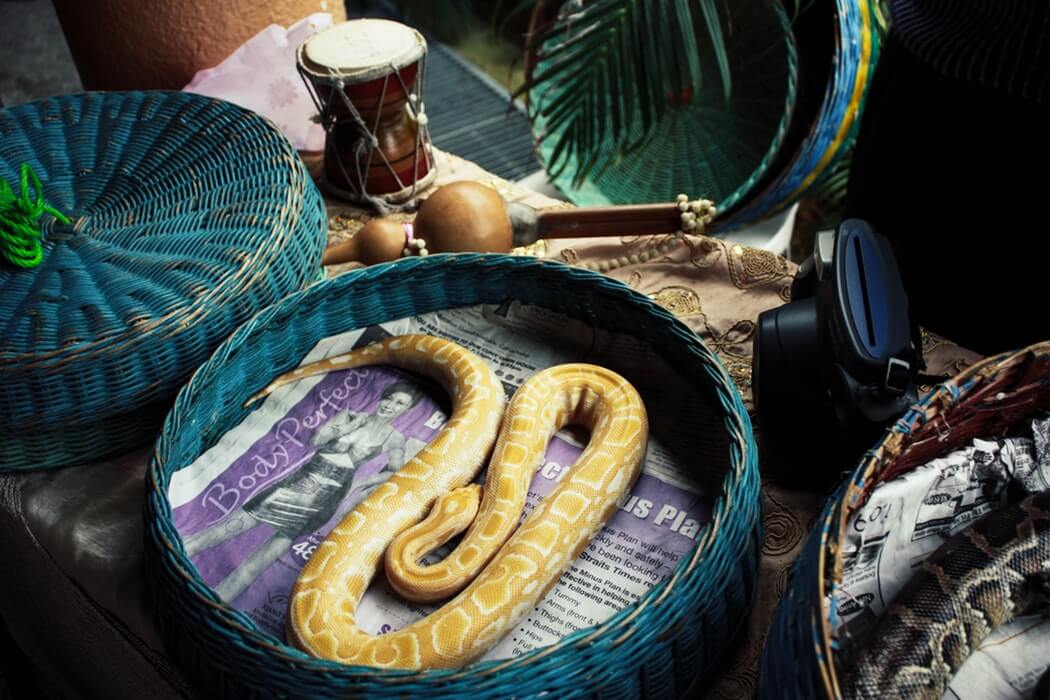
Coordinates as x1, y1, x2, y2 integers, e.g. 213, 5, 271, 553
303, 19, 426, 82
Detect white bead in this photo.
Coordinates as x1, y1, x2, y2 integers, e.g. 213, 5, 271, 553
416, 112, 429, 126
617, 256, 629, 267
639, 251, 651, 262
628, 254, 640, 264
678, 201, 689, 212
676, 193, 688, 203
598, 260, 610, 272
410, 93, 418, 102
419, 248, 429, 256
402, 248, 412, 257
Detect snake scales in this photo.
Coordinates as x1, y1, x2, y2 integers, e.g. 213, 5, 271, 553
248, 334, 648, 669
841, 489, 1050, 699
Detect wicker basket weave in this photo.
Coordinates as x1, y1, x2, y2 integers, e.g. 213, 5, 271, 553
723, 0, 883, 230
144, 254, 761, 698
0, 92, 327, 471
528, 0, 797, 215
759, 340, 1050, 698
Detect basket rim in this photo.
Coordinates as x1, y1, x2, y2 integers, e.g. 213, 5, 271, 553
0, 91, 310, 367
145, 253, 760, 687
722, 0, 880, 230
814, 339, 1050, 699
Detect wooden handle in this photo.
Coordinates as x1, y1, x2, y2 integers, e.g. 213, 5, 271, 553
536, 204, 682, 239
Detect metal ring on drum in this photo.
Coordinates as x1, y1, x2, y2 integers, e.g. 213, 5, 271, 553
297, 19, 437, 212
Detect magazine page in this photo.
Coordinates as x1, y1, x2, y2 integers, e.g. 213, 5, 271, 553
168, 302, 716, 662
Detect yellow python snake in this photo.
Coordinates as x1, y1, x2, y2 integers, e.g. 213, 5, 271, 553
247, 334, 649, 670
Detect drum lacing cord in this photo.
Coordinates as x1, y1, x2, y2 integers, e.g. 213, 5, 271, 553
328, 73, 409, 215
302, 61, 430, 215
0, 163, 70, 268
336, 70, 426, 216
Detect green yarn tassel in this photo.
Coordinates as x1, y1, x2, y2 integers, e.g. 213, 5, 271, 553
0, 164, 70, 268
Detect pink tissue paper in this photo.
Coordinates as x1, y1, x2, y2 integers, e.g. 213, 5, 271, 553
183, 13, 333, 152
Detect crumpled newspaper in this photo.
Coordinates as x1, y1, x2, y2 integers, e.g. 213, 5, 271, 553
183, 13, 332, 151
833, 415, 1050, 698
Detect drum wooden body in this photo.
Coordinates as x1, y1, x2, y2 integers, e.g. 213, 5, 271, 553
298, 19, 436, 206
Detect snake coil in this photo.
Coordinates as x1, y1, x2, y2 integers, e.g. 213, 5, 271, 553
248, 334, 649, 670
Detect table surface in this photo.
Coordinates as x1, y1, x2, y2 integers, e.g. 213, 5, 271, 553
0, 149, 982, 699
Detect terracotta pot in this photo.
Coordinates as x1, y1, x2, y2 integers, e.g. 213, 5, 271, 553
52, 0, 346, 90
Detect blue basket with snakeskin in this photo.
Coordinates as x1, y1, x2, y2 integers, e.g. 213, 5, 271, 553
0, 92, 327, 471
143, 254, 762, 698
759, 341, 1050, 698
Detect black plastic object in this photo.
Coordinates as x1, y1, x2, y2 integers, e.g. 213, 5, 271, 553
753, 219, 923, 487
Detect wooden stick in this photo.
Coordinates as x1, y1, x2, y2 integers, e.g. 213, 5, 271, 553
536, 204, 682, 239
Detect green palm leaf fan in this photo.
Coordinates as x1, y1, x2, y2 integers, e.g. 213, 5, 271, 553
519, 0, 798, 214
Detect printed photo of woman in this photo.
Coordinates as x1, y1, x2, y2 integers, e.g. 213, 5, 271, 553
182, 380, 424, 602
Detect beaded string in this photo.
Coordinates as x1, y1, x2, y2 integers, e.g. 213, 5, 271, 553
0, 164, 70, 268
401, 222, 429, 257
578, 194, 716, 273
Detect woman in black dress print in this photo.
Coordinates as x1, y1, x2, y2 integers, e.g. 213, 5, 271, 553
184, 380, 424, 602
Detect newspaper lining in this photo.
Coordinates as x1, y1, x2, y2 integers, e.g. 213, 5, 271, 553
168, 302, 717, 662
832, 416, 1050, 699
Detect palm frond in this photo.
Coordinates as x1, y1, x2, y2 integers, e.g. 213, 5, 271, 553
516, 0, 734, 187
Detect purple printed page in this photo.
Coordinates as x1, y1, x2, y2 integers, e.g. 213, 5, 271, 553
168, 307, 716, 659
174, 363, 448, 617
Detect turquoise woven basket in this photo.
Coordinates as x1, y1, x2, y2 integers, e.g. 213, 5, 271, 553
0, 92, 327, 471
144, 254, 761, 698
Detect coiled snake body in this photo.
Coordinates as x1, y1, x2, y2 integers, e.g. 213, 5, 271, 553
842, 489, 1050, 698
248, 335, 649, 670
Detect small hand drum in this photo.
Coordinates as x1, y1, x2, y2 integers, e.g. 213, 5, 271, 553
297, 19, 436, 210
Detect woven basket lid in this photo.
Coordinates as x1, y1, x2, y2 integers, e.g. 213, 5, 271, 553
528, 0, 797, 214
0, 91, 327, 471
